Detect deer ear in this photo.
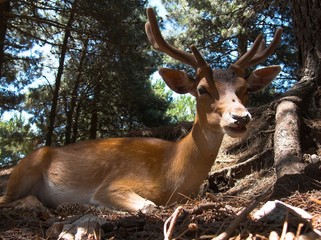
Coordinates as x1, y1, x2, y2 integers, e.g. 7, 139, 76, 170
158, 68, 196, 94
246, 65, 281, 92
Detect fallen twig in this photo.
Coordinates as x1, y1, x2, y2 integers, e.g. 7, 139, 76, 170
164, 206, 184, 240
188, 202, 224, 215
309, 197, 321, 205
279, 211, 289, 240
213, 188, 272, 240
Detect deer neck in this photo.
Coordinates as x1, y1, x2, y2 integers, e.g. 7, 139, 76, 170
164, 117, 224, 191
190, 117, 225, 157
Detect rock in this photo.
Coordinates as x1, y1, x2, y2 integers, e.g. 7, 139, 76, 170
47, 214, 106, 240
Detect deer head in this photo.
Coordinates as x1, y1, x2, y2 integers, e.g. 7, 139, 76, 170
146, 8, 282, 138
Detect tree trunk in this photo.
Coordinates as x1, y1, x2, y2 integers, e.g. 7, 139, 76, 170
237, 34, 248, 59
72, 102, 81, 143
45, 0, 78, 146
0, 0, 10, 78
65, 38, 88, 145
89, 83, 100, 140
273, 97, 304, 178
290, 0, 321, 87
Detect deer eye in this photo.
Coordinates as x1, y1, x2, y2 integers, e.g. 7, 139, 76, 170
197, 86, 208, 95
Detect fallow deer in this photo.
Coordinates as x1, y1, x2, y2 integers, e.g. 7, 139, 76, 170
0, 8, 282, 213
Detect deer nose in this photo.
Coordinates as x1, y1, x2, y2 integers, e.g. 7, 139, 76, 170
230, 113, 251, 126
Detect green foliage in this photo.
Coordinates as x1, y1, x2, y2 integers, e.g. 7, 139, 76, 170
54, 0, 171, 139
0, 115, 36, 164
152, 79, 195, 123
167, 95, 196, 122
152, 79, 173, 102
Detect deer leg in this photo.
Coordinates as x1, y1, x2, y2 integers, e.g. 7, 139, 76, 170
0, 166, 43, 206
0, 167, 44, 209
0, 148, 50, 207
0, 195, 44, 210
91, 181, 157, 213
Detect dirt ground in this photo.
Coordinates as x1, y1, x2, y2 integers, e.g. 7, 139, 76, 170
0, 132, 320, 239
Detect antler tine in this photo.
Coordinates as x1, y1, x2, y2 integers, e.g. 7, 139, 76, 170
145, 8, 198, 69
190, 45, 208, 68
246, 28, 283, 67
234, 34, 263, 68
234, 28, 283, 69
257, 39, 266, 53
191, 45, 213, 81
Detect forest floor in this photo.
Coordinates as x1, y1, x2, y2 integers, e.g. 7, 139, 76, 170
0, 116, 321, 239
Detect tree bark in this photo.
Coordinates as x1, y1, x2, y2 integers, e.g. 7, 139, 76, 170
72, 102, 81, 143
45, 0, 78, 146
89, 82, 100, 140
290, 0, 321, 86
273, 97, 304, 178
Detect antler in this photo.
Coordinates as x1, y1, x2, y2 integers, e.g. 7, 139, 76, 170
234, 28, 283, 69
145, 8, 208, 70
